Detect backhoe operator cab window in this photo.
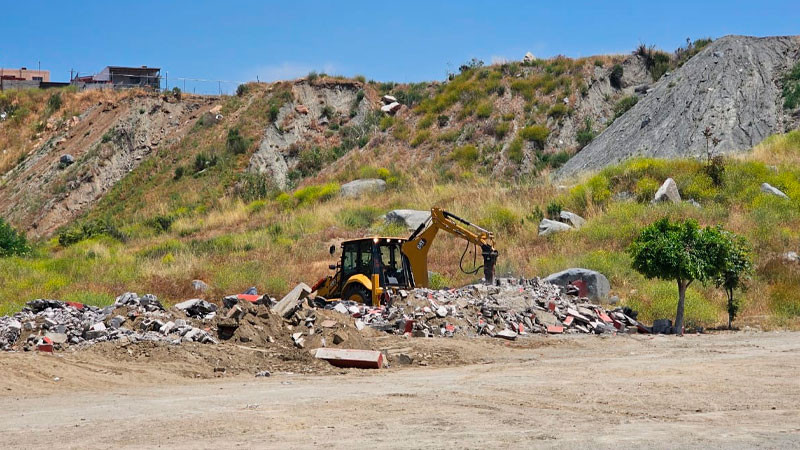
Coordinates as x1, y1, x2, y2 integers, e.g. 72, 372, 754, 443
379, 242, 408, 286
340, 239, 409, 287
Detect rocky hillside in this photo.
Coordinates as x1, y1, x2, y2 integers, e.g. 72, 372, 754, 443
0, 91, 214, 237
559, 35, 800, 178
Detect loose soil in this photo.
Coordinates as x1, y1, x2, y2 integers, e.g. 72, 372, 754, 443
1, 331, 799, 448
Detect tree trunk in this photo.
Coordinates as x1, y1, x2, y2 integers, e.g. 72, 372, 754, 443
727, 288, 734, 330
675, 279, 687, 336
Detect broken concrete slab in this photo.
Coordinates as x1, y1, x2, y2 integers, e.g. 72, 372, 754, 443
495, 329, 518, 340
273, 283, 312, 318
761, 182, 789, 199
314, 348, 384, 369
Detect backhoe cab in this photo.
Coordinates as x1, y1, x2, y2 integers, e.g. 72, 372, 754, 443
312, 208, 498, 306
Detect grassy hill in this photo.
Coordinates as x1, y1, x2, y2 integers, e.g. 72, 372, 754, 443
2, 39, 800, 330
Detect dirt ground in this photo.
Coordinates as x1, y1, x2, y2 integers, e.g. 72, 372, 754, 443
1, 331, 799, 449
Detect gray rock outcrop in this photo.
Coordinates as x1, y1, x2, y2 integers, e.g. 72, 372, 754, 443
385, 209, 430, 230
559, 211, 586, 229
538, 219, 573, 236
761, 182, 789, 199
544, 268, 611, 302
559, 35, 800, 178
652, 178, 681, 203
340, 179, 387, 198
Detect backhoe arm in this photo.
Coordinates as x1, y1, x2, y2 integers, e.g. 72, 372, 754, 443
401, 208, 499, 287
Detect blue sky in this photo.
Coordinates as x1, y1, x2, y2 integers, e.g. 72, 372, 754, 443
3, 0, 798, 93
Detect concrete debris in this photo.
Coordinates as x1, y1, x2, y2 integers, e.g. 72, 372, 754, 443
0, 293, 218, 352
381, 95, 397, 104
322, 277, 643, 338
314, 348, 384, 369
273, 283, 312, 318
173, 299, 218, 319
544, 268, 611, 302
255, 370, 271, 377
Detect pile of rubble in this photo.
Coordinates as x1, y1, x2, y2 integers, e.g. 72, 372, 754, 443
322, 278, 644, 340
0, 293, 217, 352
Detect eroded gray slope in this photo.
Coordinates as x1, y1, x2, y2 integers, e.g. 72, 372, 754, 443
558, 35, 800, 178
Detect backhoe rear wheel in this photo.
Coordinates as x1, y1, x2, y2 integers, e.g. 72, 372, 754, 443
343, 283, 372, 306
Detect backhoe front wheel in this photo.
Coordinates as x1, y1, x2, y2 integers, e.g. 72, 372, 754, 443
343, 283, 372, 306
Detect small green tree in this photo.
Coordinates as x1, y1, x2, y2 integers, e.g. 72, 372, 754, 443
628, 218, 717, 334
0, 219, 29, 257
712, 231, 753, 329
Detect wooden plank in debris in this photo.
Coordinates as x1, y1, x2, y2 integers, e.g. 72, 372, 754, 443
314, 348, 383, 369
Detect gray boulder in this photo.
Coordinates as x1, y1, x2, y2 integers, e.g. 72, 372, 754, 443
59, 154, 75, 167
652, 178, 681, 204
544, 268, 611, 302
559, 211, 586, 229
538, 219, 572, 237
385, 209, 430, 231
761, 182, 789, 199
191, 279, 210, 292
340, 179, 387, 198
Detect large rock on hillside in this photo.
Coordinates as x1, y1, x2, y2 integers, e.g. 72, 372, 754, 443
652, 178, 681, 203
544, 268, 611, 302
558, 35, 800, 178
340, 179, 387, 198
538, 219, 573, 236
384, 209, 430, 230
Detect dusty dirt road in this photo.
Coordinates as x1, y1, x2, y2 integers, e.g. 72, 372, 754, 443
2, 331, 799, 449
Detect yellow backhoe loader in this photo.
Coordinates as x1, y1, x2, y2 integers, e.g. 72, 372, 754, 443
312, 208, 499, 306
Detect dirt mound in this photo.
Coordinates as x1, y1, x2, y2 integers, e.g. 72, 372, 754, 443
559, 35, 800, 178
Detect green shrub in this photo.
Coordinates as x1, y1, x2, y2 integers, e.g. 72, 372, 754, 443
613, 95, 638, 119
576, 118, 595, 149
235, 173, 278, 201
0, 219, 29, 257
437, 129, 461, 143
451, 145, 479, 167
193, 153, 218, 173
417, 114, 434, 129
379, 115, 395, 131
293, 182, 340, 206
635, 176, 660, 202
268, 105, 280, 122
494, 122, 510, 139
480, 205, 520, 233
609, 64, 624, 89
437, 115, 449, 127
173, 166, 185, 180
58, 219, 122, 247
507, 138, 524, 164
782, 61, 800, 109
337, 206, 381, 229
519, 125, 549, 148
410, 130, 431, 147
625, 280, 720, 327
476, 101, 493, 118
226, 127, 249, 154
546, 201, 562, 219
307, 71, 319, 81
547, 103, 568, 119
236, 84, 249, 97
46, 92, 62, 113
